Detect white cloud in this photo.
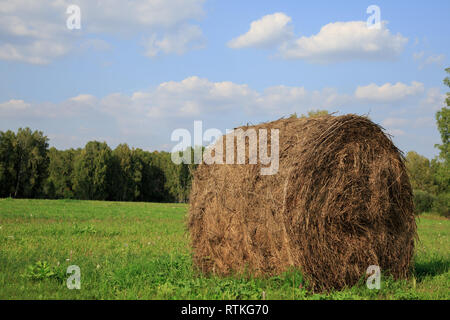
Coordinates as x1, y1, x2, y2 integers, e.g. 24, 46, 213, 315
2, 79, 441, 124
142, 76, 258, 117
256, 86, 351, 115
280, 21, 408, 63
144, 25, 205, 57
0, 41, 70, 65
0, 0, 206, 64
0, 99, 30, 110
413, 117, 435, 128
1, 78, 444, 157
382, 117, 409, 127
82, 0, 205, 32
419, 88, 447, 111
228, 12, 293, 49
79, 39, 111, 52
413, 51, 424, 61
354, 81, 424, 102
413, 51, 446, 69
381, 118, 408, 138
70, 94, 96, 102
424, 54, 446, 66
381, 116, 436, 138
2, 79, 438, 125
0, 5, 72, 64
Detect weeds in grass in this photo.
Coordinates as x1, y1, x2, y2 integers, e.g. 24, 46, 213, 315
72, 224, 97, 235
23, 261, 56, 281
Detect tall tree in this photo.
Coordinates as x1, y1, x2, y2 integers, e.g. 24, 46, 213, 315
138, 150, 167, 202
12, 128, 49, 198
72, 141, 113, 200
45, 148, 79, 198
406, 151, 437, 194
112, 144, 144, 201
0, 130, 18, 197
436, 67, 450, 163
433, 67, 450, 194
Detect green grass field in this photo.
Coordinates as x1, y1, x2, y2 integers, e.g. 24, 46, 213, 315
0, 198, 448, 300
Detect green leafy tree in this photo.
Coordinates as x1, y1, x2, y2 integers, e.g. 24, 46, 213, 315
0, 130, 18, 197
151, 151, 180, 202
406, 151, 438, 195
0, 129, 198, 202
444, 67, 450, 107
435, 68, 449, 162
111, 144, 133, 201
45, 148, 79, 198
12, 128, 49, 198
433, 68, 450, 194
72, 141, 113, 200
137, 150, 167, 202
111, 144, 145, 201
435, 107, 449, 163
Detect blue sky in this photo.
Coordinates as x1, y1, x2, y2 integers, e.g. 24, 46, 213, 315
0, 0, 448, 158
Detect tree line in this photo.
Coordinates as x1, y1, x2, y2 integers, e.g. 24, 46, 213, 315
0, 129, 196, 203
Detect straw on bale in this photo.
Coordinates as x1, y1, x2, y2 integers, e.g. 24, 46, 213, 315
188, 114, 417, 291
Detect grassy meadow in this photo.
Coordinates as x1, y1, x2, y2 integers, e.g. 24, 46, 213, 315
0, 198, 448, 300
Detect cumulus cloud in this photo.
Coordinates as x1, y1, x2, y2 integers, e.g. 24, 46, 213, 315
0, 2, 73, 64
70, 94, 96, 103
1, 78, 437, 123
0, 78, 444, 155
0, 99, 31, 113
280, 21, 408, 63
131, 76, 258, 118
256, 86, 352, 116
354, 81, 424, 102
228, 13, 408, 63
1, 78, 434, 125
228, 12, 293, 49
0, 0, 206, 64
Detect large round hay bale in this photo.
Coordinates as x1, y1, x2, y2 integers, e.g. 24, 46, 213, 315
188, 114, 417, 291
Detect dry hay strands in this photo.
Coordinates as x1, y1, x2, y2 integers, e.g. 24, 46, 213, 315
188, 114, 417, 291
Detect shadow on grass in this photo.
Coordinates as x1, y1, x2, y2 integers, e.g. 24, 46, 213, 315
414, 258, 450, 281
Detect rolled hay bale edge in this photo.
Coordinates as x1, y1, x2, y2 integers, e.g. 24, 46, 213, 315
188, 114, 417, 291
